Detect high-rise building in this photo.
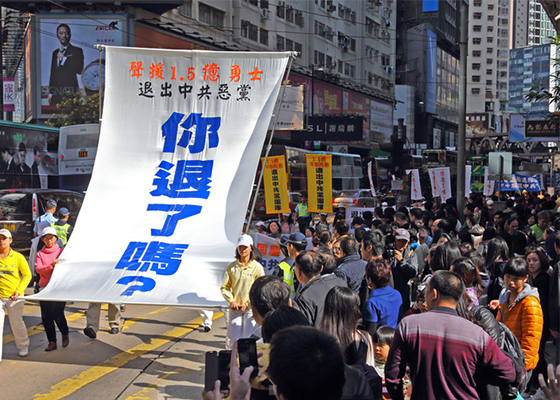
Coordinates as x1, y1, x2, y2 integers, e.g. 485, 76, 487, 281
467, 0, 510, 115
395, 0, 461, 149
511, 0, 556, 49
509, 43, 557, 113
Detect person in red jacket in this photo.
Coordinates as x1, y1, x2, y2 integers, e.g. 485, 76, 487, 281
35, 226, 68, 351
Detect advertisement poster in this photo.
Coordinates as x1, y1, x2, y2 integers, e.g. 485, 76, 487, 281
268, 85, 304, 131
3, 78, 15, 112
38, 16, 126, 117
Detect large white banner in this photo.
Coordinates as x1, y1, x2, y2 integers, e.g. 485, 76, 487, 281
30, 47, 291, 308
483, 167, 494, 196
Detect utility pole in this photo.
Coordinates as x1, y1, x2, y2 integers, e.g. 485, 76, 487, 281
457, 0, 468, 219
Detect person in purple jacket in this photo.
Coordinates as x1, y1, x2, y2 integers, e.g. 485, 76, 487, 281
385, 270, 516, 400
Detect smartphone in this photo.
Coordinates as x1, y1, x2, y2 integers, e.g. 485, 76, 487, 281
237, 338, 258, 378
204, 351, 218, 392
218, 350, 231, 389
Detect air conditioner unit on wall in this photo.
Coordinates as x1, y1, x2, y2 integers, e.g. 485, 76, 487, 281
261, 8, 271, 19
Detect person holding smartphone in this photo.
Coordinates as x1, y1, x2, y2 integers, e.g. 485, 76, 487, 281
221, 235, 264, 349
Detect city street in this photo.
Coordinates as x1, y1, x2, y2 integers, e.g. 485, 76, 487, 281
1, 290, 225, 400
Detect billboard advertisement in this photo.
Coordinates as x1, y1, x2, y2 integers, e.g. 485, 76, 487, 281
510, 114, 560, 142
0, 123, 58, 189
36, 14, 127, 118
466, 113, 489, 136
426, 30, 437, 115
370, 99, 393, 142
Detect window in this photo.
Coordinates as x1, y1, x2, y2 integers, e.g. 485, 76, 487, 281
472, 88, 481, 94
472, 50, 481, 57
366, 17, 374, 35
276, 34, 284, 51
294, 42, 302, 58
260, 28, 268, 46
487, 58, 493, 65
474, 13, 482, 19
286, 5, 294, 22
338, 60, 343, 74
488, 4, 494, 10
486, 79, 493, 86
285, 38, 293, 51
472, 63, 481, 70
473, 37, 482, 45
473, 25, 482, 32
474, 0, 482, 6
488, 15, 494, 21
500, 71, 507, 78
487, 69, 493, 75
487, 48, 493, 54
487, 37, 494, 43
199, 3, 225, 28
488, 26, 494, 32
248, 24, 258, 41
499, 61, 508, 68
473, 75, 481, 82
277, 2, 285, 18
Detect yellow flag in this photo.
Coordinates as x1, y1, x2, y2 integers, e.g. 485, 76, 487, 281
262, 155, 289, 214
306, 154, 333, 213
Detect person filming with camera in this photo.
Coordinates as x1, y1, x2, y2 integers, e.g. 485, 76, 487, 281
391, 228, 418, 315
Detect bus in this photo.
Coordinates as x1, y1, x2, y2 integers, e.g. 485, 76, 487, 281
58, 124, 99, 192
269, 145, 363, 191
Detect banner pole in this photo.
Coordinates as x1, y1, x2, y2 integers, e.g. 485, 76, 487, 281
246, 52, 297, 231
94, 45, 105, 127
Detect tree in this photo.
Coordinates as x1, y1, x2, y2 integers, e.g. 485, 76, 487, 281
524, 36, 560, 126
45, 93, 100, 127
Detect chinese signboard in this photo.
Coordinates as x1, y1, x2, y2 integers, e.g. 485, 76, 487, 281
262, 155, 289, 214
3, 78, 15, 112
510, 114, 560, 142
299, 115, 364, 141
306, 154, 333, 213
31, 47, 291, 307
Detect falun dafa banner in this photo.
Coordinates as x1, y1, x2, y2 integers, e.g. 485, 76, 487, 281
306, 154, 333, 213
30, 47, 291, 308
262, 155, 289, 214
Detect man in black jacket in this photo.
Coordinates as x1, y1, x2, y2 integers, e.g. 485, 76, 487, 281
293, 251, 346, 327
48, 23, 84, 106
335, 236, 368, 294
391, 228, 418, 314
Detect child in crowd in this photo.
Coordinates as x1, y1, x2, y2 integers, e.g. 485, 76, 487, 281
496, 258, 543, 378
450, 257, 482, 307
35, 227, 68, 351
373, 326, 411, 400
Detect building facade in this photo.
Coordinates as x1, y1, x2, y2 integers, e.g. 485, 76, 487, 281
511, 0, 556, 49
509, 43, 557, 113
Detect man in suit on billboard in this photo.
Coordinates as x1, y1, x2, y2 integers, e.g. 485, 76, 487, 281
48, 23, 84, 106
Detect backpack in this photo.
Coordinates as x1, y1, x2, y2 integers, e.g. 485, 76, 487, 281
495, 321, 528, 399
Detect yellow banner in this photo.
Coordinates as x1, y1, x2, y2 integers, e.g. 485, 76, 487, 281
262, 155, 290, 214
306, 154, 333, 213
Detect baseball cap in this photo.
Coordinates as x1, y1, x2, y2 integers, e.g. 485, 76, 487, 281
288, 232, 307, 245
395, 228, 410, 241
255, 221, 265, 227
237, 234, 253, 248
0, 228, 12, 238
41, 227, 58, 237
338, 203, 345, 208
58, 207, 70, 217
279, 234, 290, 248
46, 199, 57, 208
486, 199, 494, 206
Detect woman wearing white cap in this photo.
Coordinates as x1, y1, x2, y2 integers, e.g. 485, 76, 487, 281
220, 235, 264, 348
35, 226, 68, 351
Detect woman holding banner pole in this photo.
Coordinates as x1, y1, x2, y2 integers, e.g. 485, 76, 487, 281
220, 235, 264, 349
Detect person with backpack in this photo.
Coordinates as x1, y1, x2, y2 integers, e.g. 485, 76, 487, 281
496, 258, 543, 383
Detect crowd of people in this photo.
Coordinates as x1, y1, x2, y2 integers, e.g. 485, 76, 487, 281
215, 191, 560, 400
0, 199, 123, 360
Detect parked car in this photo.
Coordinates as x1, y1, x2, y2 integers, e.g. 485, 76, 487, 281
0, 189, 84, 251
332, 189, 376, 208
254, 192, 302, 220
